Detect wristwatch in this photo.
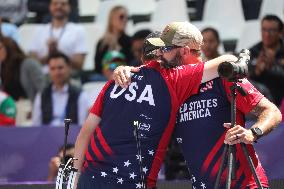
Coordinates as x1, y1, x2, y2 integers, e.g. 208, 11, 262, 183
250, 127, 264, 140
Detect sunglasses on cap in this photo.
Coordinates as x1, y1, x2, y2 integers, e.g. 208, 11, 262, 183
160, 46, 181, 53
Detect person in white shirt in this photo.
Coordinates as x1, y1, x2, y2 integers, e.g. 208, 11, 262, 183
28, 0, 87, 71
32, 52, 89, 126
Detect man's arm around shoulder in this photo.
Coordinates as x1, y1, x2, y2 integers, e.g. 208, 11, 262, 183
202, 54, 238, 83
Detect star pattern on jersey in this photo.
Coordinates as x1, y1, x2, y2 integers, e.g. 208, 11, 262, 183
117, 177, 124, 184
136, 182, 143, 188
101, 171, 107, 177
191, 175, 196, 183
113, 167, 119, 174
124, 160, 131, 167
190, 175, 207, 189
142, 166, 148, 173
148, 150, 154, 156
129, 172, 137, 179
200, 182, 206, 189
87, 147, 157, 188
176, 137, 183, 143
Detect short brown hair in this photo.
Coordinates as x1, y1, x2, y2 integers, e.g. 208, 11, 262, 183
47, 51, 70, 65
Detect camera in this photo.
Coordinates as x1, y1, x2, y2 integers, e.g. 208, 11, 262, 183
218, 49, 250, 81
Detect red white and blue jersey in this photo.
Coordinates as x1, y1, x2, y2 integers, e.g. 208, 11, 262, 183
83, 61, 204, 188
175, 78, 269, 189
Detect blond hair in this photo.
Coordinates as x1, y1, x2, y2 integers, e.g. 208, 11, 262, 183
100, 6, 127, 51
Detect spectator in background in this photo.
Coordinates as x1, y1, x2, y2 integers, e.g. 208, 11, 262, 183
102, 50, 126, 80
129, 29, 152, 67
200, 27, 274, 112
94, 5, 133, 74
0, 90, 16, 126
28, 0, 87, 72
0, 36, 44, 102
0, 17, 19, 43
32, 52, 89, 127
47, 143, 75, 181
249, 15, 284, 106
0, 0, 27, 26
27, 0, 79, 23
201, 27, 220, 61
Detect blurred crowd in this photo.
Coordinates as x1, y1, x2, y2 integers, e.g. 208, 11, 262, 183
0, 0, 283, 181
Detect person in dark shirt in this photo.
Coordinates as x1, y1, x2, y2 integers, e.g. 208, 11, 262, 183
0, 36, 44, 101
249, 14, 284, 106
94, 6, 133, 74
201, 27, 221, 61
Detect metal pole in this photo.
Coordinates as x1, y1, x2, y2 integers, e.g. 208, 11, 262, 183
63, 119, 71, 165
